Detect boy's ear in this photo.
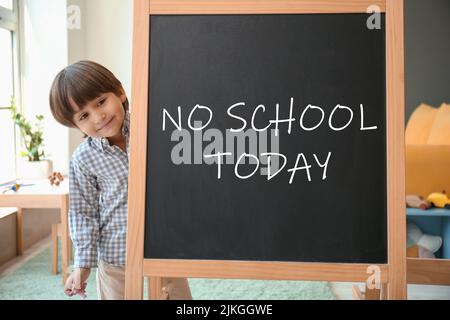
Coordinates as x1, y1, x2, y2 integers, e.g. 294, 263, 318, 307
119, 87, 127, 103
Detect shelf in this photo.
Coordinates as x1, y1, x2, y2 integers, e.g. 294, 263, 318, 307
407, 208, 450, 217
407, 208, 450, 259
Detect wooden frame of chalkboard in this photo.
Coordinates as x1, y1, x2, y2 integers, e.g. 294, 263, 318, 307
125, 0, 406, 300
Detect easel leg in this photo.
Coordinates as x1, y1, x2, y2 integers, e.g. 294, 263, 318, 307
16, 208, 23, 256
364, 286, 381, 300
352, 284, 364, 300
149, 277, 165, 300
61, 196, 70, 285
352, 284, 384, 300
51, 223, 58, 275
380, 283, 388, 300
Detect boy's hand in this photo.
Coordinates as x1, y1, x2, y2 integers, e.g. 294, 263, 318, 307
64, 268, 91, 299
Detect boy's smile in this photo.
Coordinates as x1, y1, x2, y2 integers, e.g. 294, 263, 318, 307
71, 91, 127, 146
97, 115, 116, 132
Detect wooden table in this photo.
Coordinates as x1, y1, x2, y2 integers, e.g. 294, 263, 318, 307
0, 179, 70, 284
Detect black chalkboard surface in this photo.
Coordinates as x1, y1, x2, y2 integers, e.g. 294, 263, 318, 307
144, 14, 387, 263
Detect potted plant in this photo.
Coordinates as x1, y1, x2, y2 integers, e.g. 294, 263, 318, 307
9, 97, 53, 180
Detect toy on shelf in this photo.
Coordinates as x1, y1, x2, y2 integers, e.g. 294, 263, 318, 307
48, 172, 64, 186
407, 222, 443, 259
427, 191, 450, 209
406, 195, 431, 210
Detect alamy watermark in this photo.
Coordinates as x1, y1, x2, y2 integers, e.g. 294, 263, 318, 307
367, 5, 382, 30
67, 4, 382, 32
67, 5, 81, 30
366, 265, 381, 290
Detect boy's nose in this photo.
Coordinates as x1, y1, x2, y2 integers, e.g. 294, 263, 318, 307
95, 113, 107, 124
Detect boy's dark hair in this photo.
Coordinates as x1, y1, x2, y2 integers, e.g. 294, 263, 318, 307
49, 60, 129, 128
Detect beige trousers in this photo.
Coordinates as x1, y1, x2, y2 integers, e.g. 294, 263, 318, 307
96, 260, 192, 300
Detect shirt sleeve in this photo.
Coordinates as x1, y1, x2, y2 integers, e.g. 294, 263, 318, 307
69, 158, 100, 268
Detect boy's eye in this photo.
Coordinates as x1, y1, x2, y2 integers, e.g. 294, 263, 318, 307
97, 98, 107, 107
79, 113, 88, 121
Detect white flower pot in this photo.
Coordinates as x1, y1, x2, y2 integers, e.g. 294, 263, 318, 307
19, 159, 53, 180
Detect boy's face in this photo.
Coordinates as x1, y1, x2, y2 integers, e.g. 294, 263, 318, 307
71, 91, 127, 139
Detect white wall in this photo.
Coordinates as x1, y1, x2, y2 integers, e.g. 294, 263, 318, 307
20, 0, 69, 174
18, 0, 133, 173
67, 0, 87, 159
84, 0, 132, 97
5, 0, 69, 255
68, 0, 133, 156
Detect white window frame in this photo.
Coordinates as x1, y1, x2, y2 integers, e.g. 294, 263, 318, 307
0, 1, 17, 28
0, 0, 21, 178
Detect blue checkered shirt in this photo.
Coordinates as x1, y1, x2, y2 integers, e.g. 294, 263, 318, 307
69, 112, 130, 268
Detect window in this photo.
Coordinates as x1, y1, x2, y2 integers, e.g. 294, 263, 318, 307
0, 0, 19, 183
0, 0, 13, 10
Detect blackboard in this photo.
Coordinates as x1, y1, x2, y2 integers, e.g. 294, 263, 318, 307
144, 13, 387, 263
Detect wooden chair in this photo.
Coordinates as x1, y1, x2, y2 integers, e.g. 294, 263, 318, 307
51, 222, 72, 275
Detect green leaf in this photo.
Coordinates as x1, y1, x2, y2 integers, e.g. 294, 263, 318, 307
9, 97, 46, 161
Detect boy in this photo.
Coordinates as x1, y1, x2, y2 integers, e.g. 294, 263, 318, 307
49, 60, 192, 300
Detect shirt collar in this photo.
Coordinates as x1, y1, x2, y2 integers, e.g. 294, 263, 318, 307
122, 111, 130, 137
91, 111, 130, 152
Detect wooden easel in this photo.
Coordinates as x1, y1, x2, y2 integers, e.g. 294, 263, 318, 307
125, 0, 407, 300
354, 259, 450, 300
352, 284, 387, 300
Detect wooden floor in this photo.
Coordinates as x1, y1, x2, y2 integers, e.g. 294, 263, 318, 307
1, 238, 449, 300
